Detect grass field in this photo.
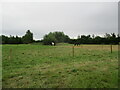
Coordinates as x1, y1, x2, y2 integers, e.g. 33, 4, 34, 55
2, 43, 118, 88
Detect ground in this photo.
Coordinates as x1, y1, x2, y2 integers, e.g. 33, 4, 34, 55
2, 43, 118, 88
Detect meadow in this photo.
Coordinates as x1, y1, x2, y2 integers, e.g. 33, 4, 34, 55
2, 43, 118, 88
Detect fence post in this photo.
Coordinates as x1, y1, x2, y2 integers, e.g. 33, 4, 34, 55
9, 48, 12, 60
72, 46, 74, 57
110, 44, 112, 53
102, 44, 103, 50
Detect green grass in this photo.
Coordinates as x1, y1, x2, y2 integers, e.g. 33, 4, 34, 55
2, 44, 118, 88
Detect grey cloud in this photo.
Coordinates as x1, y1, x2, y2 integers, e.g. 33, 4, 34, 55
2, 2, 118, 39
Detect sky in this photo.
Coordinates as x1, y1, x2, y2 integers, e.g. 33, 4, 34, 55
1, 1, 118, 40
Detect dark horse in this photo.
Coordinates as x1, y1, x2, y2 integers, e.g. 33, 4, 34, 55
74, 42, 80, 46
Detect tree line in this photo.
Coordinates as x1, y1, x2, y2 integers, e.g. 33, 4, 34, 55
0, 30, 119, 45
0, 30, 33, 44
70, 33, 120, 45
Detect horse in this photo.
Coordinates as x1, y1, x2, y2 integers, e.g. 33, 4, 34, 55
51, 42, 55, 46
74, 42, 80, 46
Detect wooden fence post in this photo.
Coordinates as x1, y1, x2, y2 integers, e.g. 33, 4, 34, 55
9, 48, 12, 60
110, 44, 112, 53
72, 46, 74, 57
102, 44, 103, 50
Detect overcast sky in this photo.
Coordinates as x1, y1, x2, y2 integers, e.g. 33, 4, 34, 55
1, 2, 118, 40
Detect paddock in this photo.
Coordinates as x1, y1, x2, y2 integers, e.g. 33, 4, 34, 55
2, 44, 118, 88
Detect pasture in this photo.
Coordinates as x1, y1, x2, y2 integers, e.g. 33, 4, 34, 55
2, 44, 118, 88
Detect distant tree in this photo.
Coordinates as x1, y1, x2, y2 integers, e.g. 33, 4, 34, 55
43, 31, 70, 45
64, 35, 70, 43
111, 33, 116, 38
80, 35, 91, 44
77, 35, 80, 39
0, 36, 1, 44
94, 36, 102, 44
22, 30, 33, 44
53, 31, 70, 43
15, 36, 22, 44
53, 32, 64, 43
92, 34, 95, 39
104, 33, 111, 39
1, 35, 9, 44
9, 36, 15, 44
109, 33, 116, 44
43, 32, 57, 45
116, 34, 120, 44
117, 34, 120, 38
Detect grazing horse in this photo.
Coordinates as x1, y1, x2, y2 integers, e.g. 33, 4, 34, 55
74, 42, 80, 46
51, 42, 55, 46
